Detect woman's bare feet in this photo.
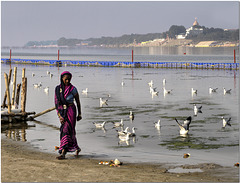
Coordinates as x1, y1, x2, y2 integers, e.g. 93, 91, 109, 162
56, 149, 66, 160
75, 149, 81, 156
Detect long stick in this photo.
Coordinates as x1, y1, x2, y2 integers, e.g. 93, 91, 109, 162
4, 73, 11, 113
2, 68, 12, 108
11, 67, 17, 106
28, 107, 56, 120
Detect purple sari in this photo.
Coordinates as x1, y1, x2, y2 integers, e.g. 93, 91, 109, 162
55, 71, 80, 154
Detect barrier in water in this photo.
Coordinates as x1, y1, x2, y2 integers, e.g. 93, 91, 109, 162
1, 58, 239, 70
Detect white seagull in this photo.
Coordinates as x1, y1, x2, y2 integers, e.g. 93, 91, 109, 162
50, 73, 53, 78
116, 127, 129, 136
148, 80, 154, 88
47, 71, 50, 75
113, 119, 124, 127
223, 88, 231, 95
163, 79, 166, 86
121, 81, 125, 86
150, 86, 157, 94
163, 87, 172, 94
32, 72, 35, 77
154, 119, 161, 128
191, 88, 197, 95
221, 117, 231, 128
93, 121, 106, 128
209, 87, 218, 94
44, 87, 49, 93
175, 116, 192, 135
33, 82, 42, 88
100, 98, 108, 107
128, 127, 136, 137
193, 104, 202, 116
118, 133, 130, 141
129, 111, 134, 120
82, 88, 88, 94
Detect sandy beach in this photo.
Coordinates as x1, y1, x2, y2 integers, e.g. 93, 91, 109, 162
1, 138, 239, 182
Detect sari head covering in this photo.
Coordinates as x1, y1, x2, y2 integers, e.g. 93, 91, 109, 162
55, 71, 80, 154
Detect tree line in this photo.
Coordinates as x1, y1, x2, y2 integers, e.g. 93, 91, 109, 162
25, 25, 239, 47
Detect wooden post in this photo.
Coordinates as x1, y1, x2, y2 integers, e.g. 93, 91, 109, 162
11, 67, 17, 106
132, 49, 134, 63
2, 68, 12, 108
234, 49, 236, 63
4, 73, 11, 113
21, 77, 27, 113
15, 83, 21, 109
22, 68, 25, 78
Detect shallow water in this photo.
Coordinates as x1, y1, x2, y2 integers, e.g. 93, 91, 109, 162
1, 62, 239, 167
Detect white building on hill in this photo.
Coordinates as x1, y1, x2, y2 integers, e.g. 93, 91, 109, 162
176, 18, 203, 39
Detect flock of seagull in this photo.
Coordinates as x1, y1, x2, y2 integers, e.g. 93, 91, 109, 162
29, 70, 233, 144
89, 78, 233, 144
32, 71, 53, 94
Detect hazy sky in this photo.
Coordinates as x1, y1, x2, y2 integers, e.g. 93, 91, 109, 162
1, 1, 239, 47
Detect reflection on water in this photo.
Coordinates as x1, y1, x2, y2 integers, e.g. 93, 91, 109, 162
2, 122, 35, 142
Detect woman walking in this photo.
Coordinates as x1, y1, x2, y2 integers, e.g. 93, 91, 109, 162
55, 71, 82, 160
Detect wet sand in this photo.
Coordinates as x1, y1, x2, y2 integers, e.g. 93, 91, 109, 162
1, 138, 239, 182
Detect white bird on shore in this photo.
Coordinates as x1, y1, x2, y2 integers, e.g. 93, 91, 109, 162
191, 88, 197, 95
209, 87, 218, 94
100, 98, 108, 107
50, 73, 53, 78
175, 116, 192, 136
223, 88, 231, 95
113, 119, 124, 128
93, 121, 106, 128
193, 104, 202, 116
154, 119, 161, 128
129, 111, 134, 120
82, 88, 88, 94
121, 81, 125, 86
221, 117, 231, 128
116, 127, 129, 136
32, 72, 35, 77
44, 87, 49, 93
47, 71, 50, 75
148, 80, 154, 87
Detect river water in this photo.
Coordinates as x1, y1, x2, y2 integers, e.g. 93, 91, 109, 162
1, 47, 239, 168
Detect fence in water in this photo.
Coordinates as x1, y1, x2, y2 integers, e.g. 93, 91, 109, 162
1, 58, 239, 70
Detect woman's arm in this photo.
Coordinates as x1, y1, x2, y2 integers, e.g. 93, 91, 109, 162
74, 93, 82, 121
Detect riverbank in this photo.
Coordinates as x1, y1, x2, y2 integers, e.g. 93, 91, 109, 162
1, 138, 239, 182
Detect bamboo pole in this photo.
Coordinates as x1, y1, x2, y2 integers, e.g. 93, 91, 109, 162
4, 73, 11, 113
21, 77, 27, 113
22, 68, 25, 78
27, 107, 56, 120
11, 67, 17, 106
2, 68, 12, 108
15, 83, 21, 109
21, 68, 27, 113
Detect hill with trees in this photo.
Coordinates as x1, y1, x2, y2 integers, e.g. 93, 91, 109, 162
24, 25, 239, 47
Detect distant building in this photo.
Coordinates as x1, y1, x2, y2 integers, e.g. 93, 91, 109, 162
185, 18, 203, 37
176, 18, 203, 39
